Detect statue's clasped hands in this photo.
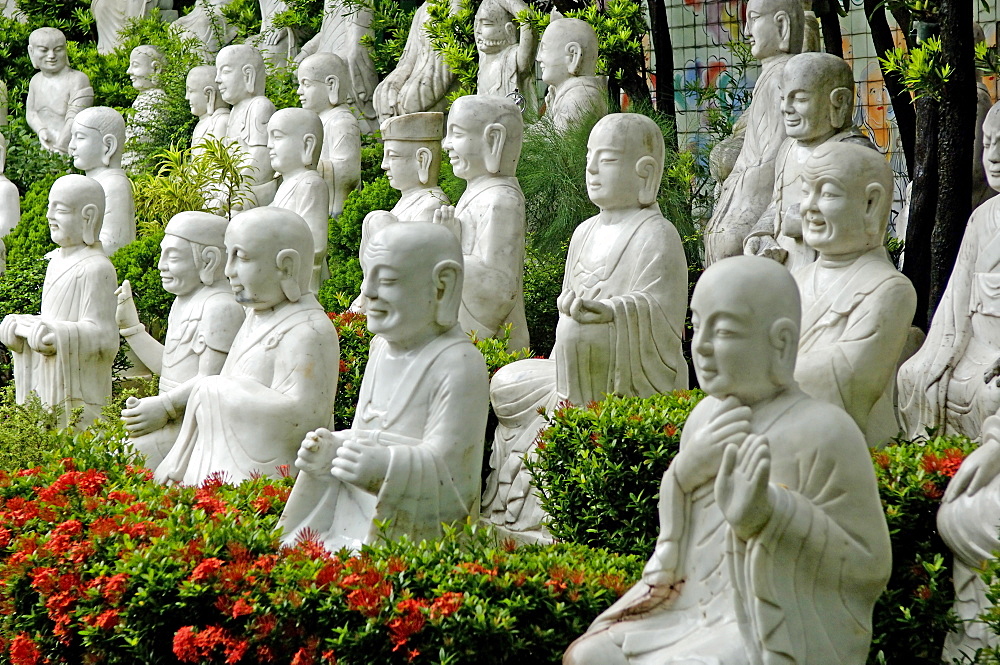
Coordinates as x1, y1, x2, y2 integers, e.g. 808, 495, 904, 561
0, 315, 55, 355
298, 428, 391, 495
557, 289, 613, 324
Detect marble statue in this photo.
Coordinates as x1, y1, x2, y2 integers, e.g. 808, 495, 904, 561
792, 142, 916, 445
0, 175, 118, 429
475, 0, 537, 116
124, 45, 168, 169
267, 107, 330, 292
0, 131, 20, 275
537, 16, 606, 131
564, 255, 891, 665
154, 207, 339, 486
296, 54, 361, 218
483, 113, 689, 543
255, 0, 295, 67
215, 44, 277, 207
68, 107, 136, 256
186, 65, 231, 155
294, 0, 378, 134
898, 103, 1000, 440
1, 0, 24, 20
744, 52, 875, 271
117, 212, 245, 469
434, 95, 528, 351
278, 222, 488, 551
373, 0, 458, 123
26, 28, 94, 154
172, 0, 237, 57
93, 0, 152, 54
703, 0, 803, 265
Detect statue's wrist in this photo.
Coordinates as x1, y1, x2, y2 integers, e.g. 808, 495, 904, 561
119, 323, 144, 338
159, 395, 178, 421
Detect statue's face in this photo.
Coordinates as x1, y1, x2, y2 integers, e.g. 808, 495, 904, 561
361, 243, 434, 343
158, 234, 202, 296
585, 129, 643, 211
780, 67, 835, 142
46, 187, 85, 248
745, 0, 784, 60
185, 76, 210, 117
267, 120, 305, 175
127, 51, 158, 91
68, 123, 106, 172
224, 225, 288, 310
800, 166, 869, 255
537, 29, 572, 87
475, 5, 512, 54
29, 33, 68, 74
296, 73, 330, 113
381, 140, 421, 191
442, 112, 487, 180
215, 53, 248, 104
983, 112, 1000, 191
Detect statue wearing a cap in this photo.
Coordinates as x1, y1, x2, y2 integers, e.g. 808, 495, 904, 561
116, 212, 246, 469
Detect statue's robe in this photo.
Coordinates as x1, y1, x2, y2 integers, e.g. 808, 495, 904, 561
155, 296, 338, 486
565, 391, 891, 665
478, 46, 537, 117
173, 5, 237, 56
278, 327, 488, 551
191, 109, 231, 155
130, 285, 245, 469
793, 248, 916, 444
318, 106, 361, 218
704, 55, 792, 265
544, 75, 607, 131
92, 0, 147, 54
226, 95, 276, 204
483, 207, 688, 541
124, 88, 168, 169
92, 169, 135, 256
27, 70, 93, 153
272, 170, 331, 289
12, 246, 118, 428
898, 196, 1000, 440
454, 175, 529, 352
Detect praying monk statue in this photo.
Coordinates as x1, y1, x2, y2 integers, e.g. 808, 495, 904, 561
0, 175, 118, 429
155, 207, 339, 486
26, 28, 93, 154
278, 222, 488, 551
703, 0, 804, 265
483, 113, 689, 543
564, 256, 891, 665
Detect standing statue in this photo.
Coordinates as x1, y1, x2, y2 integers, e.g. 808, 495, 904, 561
0, 175, 118, 429
537, 16, 606, 131
186, 65, 231, 154
172, 0, 237, 57
898, 104, 1000, 440
26, 28, 94, 154
295, 54, 361, 218
475, 0, 537, 116
564, 256, 891, 665
255, 0, 295, 67
744, 52, 874, 271
703, 0, 803, 265
215, 44, 277, 207
155, 207, 339, 486
279, 222, 488, 551
92, 0, 153, 54
267, 107, 330, 292
0, 130, 20, 275
117, 212, 245, 469
483, 113, 689, 543
124, 45, 168, 170
68, 107, 136, 256
294, 0, 377, 134
373, 0, 459, 123
434, 95, 529, 351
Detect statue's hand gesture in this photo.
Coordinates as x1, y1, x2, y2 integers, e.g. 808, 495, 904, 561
295, 428, 341, 476
944, 417, 1000, 500
715, 435, 773, 541
331, 431, 390, 495
0, 315, 23, 352
569, 297, 613, 324
432, 205, 461, 241
556, 289, 575, 316
28, 320, 56, 355
985, 356, 1000, 387
115, 280, 141, 333
672, 396, 751, 493
121, 395, 170, 437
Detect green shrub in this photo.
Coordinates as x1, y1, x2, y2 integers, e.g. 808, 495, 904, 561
110, 230, 174, 327
1, 120, 73, 197
5, 173, 59, 263
522, 242, 563, 357
0, 255, 47, 385
0, 388, 67, 471
329, 309, 373, 431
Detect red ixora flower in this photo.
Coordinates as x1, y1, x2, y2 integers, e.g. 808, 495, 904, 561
189, 558, 225, 583
9, 633, 40, 665
173, 625, 249, 664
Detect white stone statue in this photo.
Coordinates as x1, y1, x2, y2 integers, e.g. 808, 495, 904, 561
117, 212, 245, 469
215, 44, 277, 208
255, 0, 295, 67
294, 0, 377, 134
68, 107, 136, 256
26, 28, 94, 154
564, 255, 891, 665
898, 103, 1000, 440
92, 0, 153, 54
791, 142, 916, 445
537, 16, 606, 131
267, 107, 330, 292
0, 175, 118, 429
0, 130, 20, 275
703, 0, 804, 265
154, 206, 339, 486
1, 0, 24, 21
296, 53, 361, 218
279, 222, 488, 551
372, 0, 459, 123
186, 65, 231, 155
483, 113, 690, 543
171, 0, 237, 57
434, 95, 528, 351
124, 45, 169, 170
475, 0, 538, 116
744, 52, 875, 271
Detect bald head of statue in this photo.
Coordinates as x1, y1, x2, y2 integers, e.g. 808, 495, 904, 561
781, 52, 856, 142
216, 44, 266, 102
297, 53, 351, 110
745, 0, 804, 61
538, 18, 599, 87
225, 207, 314, 309
48, 174, 107, 248
164, 211, 230, 289
586, 113, 665, 209
445, 95, 523, 178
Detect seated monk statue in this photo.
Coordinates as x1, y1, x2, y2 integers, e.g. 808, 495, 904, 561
154, 207, 339, 486
0, 175, 118, 429
116, 212, 246, 470
186, 65, 231, 156
792, 142, 916, 444
898, 103, 1000, 440
564, 255, 891, 665
26, 27, 94, 154
278, 222, 488, 551
434, 95, 529, 352
744, 52, 876, 271
537, 15, 607, 131
267, 107, 330, 292
483, 113, 689, 543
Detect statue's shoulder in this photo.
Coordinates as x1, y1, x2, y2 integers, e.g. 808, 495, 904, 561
65, 68, 92, 88
247, 94, 276, 115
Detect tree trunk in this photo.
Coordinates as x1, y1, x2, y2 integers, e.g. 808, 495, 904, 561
903, 96, 938, 329
815, 0, 843, 57
647, 0, 678, 148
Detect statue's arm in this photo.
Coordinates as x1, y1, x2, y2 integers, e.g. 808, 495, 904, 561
25, 81, 41, 135
460, 193, 525, 331
330, 119, 362, 192
58, 73, 94, 151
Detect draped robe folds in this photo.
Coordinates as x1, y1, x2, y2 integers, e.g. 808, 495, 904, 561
155, 296, 338, 486
478, 46, 537, 118
192, 109, 231, 156
898, 196, 1000, 439
544, 76, 608, 131
92, 0, 148, 54
12, 247, 118, 428
482, 208, 688, 541
278, 329, 488, 551
793, 248, 916, 444
272, 170, 331, 287
92, 169, 135, 256
318, 107, 361, 218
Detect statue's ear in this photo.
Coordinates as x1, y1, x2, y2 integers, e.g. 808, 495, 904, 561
566, 41, 583, 76
483, 122, 507, 175
302, 133, 317, 168
828, 87, 853, 129
325, 74, 340, 105
635, 155, 659, 206
769, 316, 798, 371
200, 246, 222, 285
102, 133, 118, 165
415, 146, 433, 185
204, 85, 217, 114
864, 182, 887, 238
242, 63, 256, 93
504, 21, 516, 43
432, 259, 463, 327
276, 248, 302, 302
775, 11, 791, 53
81, 203, 99, 246
151, 59, 163, 78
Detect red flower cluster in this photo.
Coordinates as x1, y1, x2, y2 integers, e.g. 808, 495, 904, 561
920, 448, 967, 478
173, 625, 249, 664
9, 633, 40, 665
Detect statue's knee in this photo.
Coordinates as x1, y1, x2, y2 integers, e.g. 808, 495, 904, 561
563, 630, 627, 665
